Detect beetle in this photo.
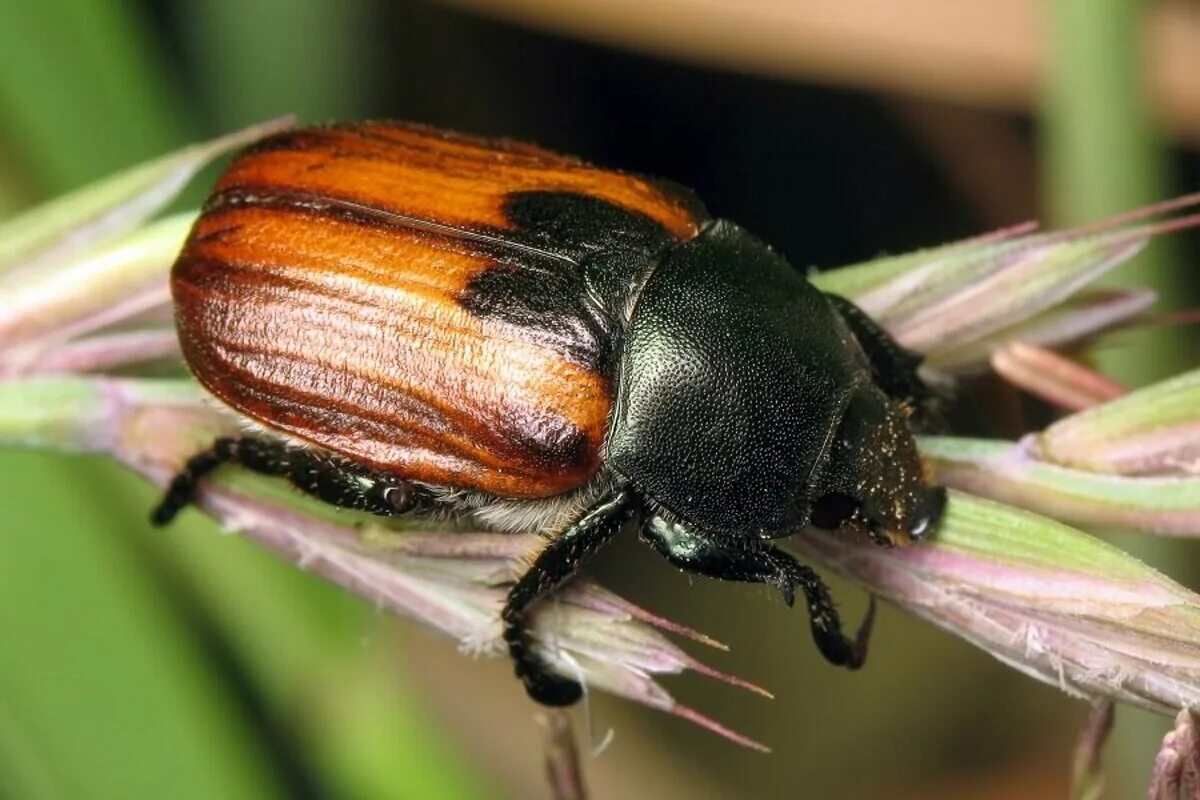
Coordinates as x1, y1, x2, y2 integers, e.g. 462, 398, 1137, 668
152, 121, 946, 706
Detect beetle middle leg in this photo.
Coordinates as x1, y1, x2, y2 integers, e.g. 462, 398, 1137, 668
151, 435, 427, 525
502, 485, 638, 706
642, 515, 874, 669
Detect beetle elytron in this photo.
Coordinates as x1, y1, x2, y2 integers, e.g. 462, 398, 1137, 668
153, 122, 946, 705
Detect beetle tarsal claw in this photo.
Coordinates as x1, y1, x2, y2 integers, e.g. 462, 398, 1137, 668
850, 595, 878, 668
813, 595, 875, 670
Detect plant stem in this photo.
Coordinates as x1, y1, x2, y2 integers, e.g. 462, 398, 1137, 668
537, 709, 587, 800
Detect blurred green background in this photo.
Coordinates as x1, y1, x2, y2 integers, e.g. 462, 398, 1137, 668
1, 1, 1198, 798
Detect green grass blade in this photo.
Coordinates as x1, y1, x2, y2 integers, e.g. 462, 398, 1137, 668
0, 453, 288, 800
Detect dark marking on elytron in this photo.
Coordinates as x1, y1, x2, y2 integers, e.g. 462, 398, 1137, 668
500, 190, 692, 261
204, 186, 568, 267
458, 190, 708, 372
197, 186, 698, 371
510, 417, 594, 472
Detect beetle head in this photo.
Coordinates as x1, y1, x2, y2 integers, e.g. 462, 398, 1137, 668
809, 387, 946, 545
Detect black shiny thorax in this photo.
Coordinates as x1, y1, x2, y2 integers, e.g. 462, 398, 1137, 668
606, 220, 877, 536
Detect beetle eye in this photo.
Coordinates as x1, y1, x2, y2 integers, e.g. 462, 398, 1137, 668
908, 486, 948, 540
810, 493, 859, 530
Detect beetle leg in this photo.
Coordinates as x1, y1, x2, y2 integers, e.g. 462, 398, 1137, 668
824, 292, 940, 424
642, 515, 874, 669
151, 436, 426, 525
503, 486, 639, 706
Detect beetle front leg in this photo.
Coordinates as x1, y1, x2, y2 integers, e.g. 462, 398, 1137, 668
824, 291, 940, 425
642, 516, 874, 669
502, 486, 639, 706
151, 436, 428, 525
